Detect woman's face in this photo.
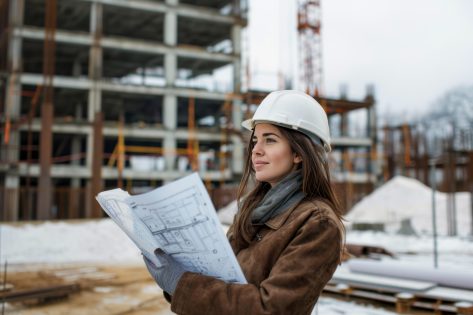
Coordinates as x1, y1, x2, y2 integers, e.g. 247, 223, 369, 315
251, 123, 301, 187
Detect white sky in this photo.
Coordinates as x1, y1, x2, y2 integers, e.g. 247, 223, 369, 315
247, 0, 473, 118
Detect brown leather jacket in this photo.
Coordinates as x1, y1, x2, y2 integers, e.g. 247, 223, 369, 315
169, 199, 343, 315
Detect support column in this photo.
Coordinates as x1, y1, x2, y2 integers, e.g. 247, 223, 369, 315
163, 95, 177, 171
232, 98, 244, 174
87, 2, 103, 218
164, 54, 176, 87
2, 0, 23, 221
3, 176, 19, 221
366, 87, 377, 181
231, 22, 244, 175
231, 24, 242, 93
367, 104, 376, 175
163, 2, 177, 173
164, 1, 177, 87
468, 151, 473, 236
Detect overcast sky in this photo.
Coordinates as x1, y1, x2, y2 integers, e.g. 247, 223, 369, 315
247, 0, 473, 119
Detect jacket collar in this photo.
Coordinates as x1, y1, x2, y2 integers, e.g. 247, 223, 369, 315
264, 200, 311, 230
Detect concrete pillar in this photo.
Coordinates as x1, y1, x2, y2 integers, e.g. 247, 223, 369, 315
88, 2, 102, 120
340, 114, 348, 137
164, 5, 177, 45
231, 24, 242, 93
3, 175, 20, 221
165, 53, 177, 87
163, 95, 177, 171
232, 98, 244, 174
231, 23, 244, 175
164, 2, 177, 87
161, 0, 176, 175
2, 0, 25, 221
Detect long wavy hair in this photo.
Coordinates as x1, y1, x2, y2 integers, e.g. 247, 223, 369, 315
232, 125, 345, 249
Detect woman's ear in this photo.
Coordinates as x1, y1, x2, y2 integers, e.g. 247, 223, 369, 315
293, 154, 302, 164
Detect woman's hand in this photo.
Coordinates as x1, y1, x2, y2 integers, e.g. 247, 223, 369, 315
143, 251, 186, 295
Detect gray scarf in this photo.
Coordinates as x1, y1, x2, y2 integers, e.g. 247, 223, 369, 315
251, 170, 305, 224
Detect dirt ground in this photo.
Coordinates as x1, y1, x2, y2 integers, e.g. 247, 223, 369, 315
2, 264, 440, 315
2, 263, 174, 315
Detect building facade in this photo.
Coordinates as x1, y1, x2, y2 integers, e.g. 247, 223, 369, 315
1, 0, 248, 220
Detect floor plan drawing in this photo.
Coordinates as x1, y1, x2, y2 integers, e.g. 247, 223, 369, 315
98, 173, 246, 284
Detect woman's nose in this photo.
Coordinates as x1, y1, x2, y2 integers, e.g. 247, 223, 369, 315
252, 142, 263, 155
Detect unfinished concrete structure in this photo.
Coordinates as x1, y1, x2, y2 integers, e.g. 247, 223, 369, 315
1, 0, 377, 221
1, 0, 248, 220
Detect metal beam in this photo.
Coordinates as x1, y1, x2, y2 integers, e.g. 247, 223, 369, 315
90, 112, 103, 217
37, 0, 56, 220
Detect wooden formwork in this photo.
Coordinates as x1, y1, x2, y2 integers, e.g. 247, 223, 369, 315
326, 278, 473, 314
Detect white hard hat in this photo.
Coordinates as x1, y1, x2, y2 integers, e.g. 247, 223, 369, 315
242, 90, 331, 152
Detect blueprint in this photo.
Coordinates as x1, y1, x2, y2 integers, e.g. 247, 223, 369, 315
96, 173, 246, 284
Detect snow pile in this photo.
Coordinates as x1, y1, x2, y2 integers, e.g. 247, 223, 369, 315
217, 200, 238, 225
0, 219, 142, 265
346, 176, 472, 236
317, 297, 396, 315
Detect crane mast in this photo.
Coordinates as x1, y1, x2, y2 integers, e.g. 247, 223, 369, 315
298, 0, 323, 96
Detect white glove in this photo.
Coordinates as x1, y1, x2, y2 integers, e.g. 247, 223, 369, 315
143, 251, 186, 295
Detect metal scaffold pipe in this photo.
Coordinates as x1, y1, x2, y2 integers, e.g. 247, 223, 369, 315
37, 0, 56, 220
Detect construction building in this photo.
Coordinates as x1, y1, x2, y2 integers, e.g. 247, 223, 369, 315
1, 0, 377, 221
1, 0, 248, 220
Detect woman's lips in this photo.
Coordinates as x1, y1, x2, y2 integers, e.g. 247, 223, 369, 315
253, 161, 268, 170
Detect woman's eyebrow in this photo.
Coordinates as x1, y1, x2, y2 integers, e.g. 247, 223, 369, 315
253, 133, 280, 139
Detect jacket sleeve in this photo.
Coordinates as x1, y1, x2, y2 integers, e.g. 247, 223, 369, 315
170, 215, 342, 315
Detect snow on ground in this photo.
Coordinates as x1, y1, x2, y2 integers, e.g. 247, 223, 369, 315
346, 175, 473, 236
0, 219, 143, 266
346, 230, 473, 269
2, 220, 472, 268
2, 176, 473, 314
316, 297, 397, 315
1, 218, 472, 314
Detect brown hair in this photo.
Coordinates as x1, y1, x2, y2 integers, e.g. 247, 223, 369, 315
232, 125, 345, 249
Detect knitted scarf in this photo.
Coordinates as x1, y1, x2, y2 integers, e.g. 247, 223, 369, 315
251, 170, 305, 224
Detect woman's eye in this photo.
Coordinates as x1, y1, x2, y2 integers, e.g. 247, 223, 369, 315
266, 138, 276, 143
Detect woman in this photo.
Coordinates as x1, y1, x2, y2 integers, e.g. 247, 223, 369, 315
144, 90, 345, 315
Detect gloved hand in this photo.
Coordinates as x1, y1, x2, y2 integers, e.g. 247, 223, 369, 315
143, 250, 186, 295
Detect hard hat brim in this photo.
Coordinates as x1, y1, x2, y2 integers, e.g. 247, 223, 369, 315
241, 119, 253, 130
241, 118, 331, 152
